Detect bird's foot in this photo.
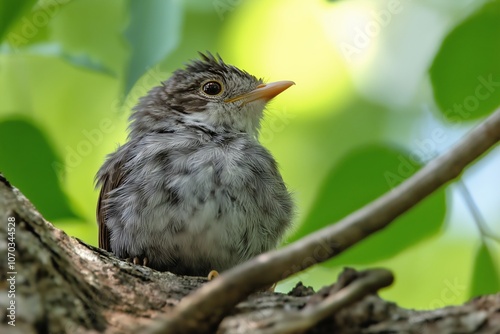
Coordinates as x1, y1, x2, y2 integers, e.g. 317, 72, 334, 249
207, 270, 219, 280
126, 256, 149, 267
134, 256, 149, 266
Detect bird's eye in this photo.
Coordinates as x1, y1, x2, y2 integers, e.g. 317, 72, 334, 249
201, 81, 223, 96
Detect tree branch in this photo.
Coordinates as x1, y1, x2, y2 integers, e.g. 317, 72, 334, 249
152, 108, 500, 333
254, 268, 394, 334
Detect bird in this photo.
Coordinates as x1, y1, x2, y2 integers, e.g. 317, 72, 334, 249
96, 52, 294, 278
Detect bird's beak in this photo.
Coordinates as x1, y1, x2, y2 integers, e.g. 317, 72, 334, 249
225, 80, 295, 104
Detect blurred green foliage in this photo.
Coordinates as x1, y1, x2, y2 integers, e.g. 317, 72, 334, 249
430, 0, 500, 121
124, 0, 182, 95
0, 0, 37, 41
0, 0, 498, 309
470, 243, 500, 297
289, 144, 446, 265
0, 118, 77, 220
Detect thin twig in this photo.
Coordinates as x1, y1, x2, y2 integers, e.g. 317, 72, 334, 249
147, 108, 500, 334
457, 179, 500, 242
255, 269, 394, 334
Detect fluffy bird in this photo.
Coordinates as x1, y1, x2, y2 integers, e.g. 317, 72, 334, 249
96, 53, 294, 277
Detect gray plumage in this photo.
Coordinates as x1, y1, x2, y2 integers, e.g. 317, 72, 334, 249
96, 53, 293, 276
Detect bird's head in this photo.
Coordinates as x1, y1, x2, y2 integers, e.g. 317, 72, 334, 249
129, 52, 294, 138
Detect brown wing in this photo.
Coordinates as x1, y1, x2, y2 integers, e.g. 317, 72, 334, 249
97, 163, 126, 251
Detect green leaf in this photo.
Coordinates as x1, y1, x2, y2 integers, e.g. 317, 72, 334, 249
288, 144, 447, 264
469, 243, 500, 298
430, 0, 500, 122
0, 118, 79, 221
124, 0, 183, 97
0, 0, 36, 42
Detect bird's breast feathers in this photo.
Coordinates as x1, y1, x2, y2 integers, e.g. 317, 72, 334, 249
103, 133, 292, 269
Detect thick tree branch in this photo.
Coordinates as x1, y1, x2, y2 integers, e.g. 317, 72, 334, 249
153, 108, 500, 333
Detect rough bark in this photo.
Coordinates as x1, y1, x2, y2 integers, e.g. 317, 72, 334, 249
0, 176, 499, 334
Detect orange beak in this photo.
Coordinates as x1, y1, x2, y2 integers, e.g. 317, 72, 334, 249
225, 80, 295, 104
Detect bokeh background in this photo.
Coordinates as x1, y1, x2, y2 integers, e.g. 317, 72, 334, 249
1, 0, 499, 309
